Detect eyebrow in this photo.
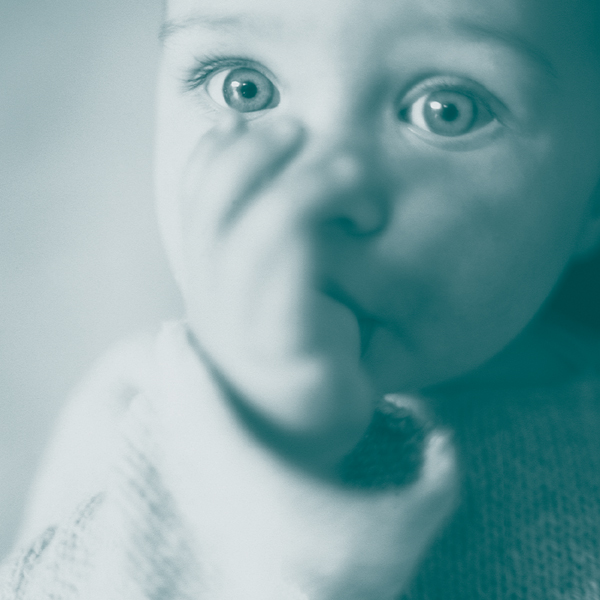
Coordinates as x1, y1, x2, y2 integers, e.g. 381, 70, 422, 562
160, 12, 559, 80
160, 13, 263, 42
453, 20, 558, 79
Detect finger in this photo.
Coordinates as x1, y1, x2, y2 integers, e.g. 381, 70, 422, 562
420, 429, 457, 492
181, 116, 305, 246
181, 115, 309, 363
402, 426, 459, 541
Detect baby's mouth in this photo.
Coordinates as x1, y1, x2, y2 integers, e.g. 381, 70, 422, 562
357, 316, 378, 357
320, 281, 380, 358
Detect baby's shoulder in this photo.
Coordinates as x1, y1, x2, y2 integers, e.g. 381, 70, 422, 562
16, 327, 165, 547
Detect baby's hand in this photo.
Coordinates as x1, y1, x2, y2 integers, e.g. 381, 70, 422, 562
153, 326, 458, 600
179, 116, 376, 470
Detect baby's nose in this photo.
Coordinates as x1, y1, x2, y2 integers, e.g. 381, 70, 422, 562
298, 146, 391, 239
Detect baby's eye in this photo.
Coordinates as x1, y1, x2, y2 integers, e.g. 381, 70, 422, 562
398, 87, 495, 138
206, 67, 279, 113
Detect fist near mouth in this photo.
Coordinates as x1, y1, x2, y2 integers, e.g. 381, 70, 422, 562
153, 321, 458, 600
180, 115, 378, 469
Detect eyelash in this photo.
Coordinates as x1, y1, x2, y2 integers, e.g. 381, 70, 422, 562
184, 55, 261, 92
184, 59, 504, 144
396, 75, 504, 137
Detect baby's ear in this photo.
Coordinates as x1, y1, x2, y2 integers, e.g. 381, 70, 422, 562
573, 177, 600, 259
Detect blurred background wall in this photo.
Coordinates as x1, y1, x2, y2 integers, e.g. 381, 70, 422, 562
0, 0, 181, 558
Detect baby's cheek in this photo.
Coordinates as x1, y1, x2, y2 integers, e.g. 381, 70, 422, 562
362, 181, 548, 390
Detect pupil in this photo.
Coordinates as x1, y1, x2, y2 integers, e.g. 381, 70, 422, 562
440, 103, 459, 122
239, 81, 258, 99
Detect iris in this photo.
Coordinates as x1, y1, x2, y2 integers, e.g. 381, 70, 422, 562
223, 67, 276, 112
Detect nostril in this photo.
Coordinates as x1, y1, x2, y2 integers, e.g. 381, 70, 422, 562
332, 199, 388, 236
308, 149, 390, 237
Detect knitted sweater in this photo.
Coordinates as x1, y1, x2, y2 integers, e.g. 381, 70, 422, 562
401, 329, 600, 600
1, 320, 599, 599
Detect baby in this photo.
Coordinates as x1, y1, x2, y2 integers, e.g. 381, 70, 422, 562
3, 0, 600, 597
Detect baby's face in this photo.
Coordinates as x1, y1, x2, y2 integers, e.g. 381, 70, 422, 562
156, 0, 600, 459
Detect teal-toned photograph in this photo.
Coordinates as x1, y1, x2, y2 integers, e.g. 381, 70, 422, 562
2, 0, 600, 598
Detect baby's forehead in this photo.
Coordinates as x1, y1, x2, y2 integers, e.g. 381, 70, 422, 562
164, 0, 600, 92
166, 0, 600, 87
166, 0, 599, 46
